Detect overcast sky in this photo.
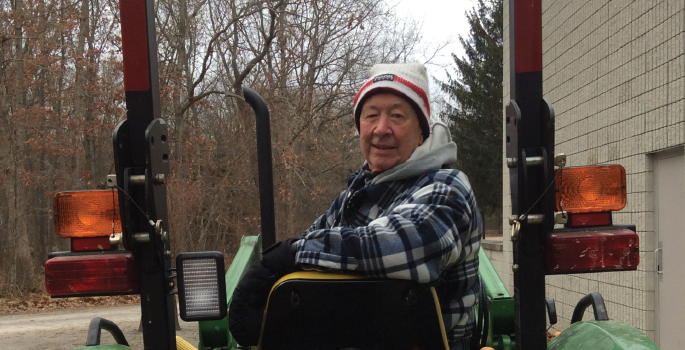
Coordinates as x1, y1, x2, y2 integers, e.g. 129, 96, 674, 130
393, 0, 477, 117
394, 0, 476, 81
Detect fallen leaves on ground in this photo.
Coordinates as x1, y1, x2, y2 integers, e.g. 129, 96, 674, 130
547, 331, 556, 342
0, 293, 141, 315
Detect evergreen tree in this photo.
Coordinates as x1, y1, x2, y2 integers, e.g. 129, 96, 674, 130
441, 0, 503, 222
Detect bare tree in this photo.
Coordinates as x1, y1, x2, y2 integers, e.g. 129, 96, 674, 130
0, 0, 125, 294
0, 0, 428, 295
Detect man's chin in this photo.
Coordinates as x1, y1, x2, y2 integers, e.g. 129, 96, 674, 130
368, 160, 399, 172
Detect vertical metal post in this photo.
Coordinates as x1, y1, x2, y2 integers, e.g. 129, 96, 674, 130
242, 87, 277, 249
114, 0, 176, 348
506, 1, 554, 349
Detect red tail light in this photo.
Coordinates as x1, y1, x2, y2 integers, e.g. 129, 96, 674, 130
71, 237, 113, 252
45, 252, 139, 296
545, 227, 639, 274
568, 212, 611, 227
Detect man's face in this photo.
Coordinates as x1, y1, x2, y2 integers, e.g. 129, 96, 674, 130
359, 92, 424, 172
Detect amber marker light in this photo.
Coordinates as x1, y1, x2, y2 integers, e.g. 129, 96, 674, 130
53, 190, 122, 238
555, 165, 626, 214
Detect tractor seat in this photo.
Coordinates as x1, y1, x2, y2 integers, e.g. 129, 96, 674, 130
258, 271, 449, 350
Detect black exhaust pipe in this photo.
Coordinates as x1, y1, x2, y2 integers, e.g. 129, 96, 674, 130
242, 86, 276, 249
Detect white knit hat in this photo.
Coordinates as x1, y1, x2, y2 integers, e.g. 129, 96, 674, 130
353, 63, 431, 138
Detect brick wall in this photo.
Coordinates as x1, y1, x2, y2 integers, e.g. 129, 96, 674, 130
499, 0, 685, 338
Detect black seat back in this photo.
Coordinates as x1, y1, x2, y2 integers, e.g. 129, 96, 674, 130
259, 271, 448, 350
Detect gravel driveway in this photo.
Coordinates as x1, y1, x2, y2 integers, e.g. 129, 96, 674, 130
0, 305, 200, 350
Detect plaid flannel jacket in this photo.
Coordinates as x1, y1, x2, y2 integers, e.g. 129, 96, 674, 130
294, 166, 482, 347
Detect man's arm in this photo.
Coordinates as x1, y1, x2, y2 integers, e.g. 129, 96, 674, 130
299, 191, 345, 236
293, 174, 481, 283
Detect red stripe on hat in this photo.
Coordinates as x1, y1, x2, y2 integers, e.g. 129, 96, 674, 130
353, 79, 375, 106
394, 76, 430, 117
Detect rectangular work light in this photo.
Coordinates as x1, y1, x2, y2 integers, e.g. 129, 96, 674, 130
45, 252, 139, 297
54, 190, 122, 238
177, 251, 227, 321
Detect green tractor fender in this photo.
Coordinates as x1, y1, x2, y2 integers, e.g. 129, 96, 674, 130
548, 320, 659, 350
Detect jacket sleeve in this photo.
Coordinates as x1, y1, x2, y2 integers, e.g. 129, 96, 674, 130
299, 190, 346, 236
293, 175, 481, 284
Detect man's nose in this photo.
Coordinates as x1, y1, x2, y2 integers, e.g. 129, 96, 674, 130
373, 114, 392, 136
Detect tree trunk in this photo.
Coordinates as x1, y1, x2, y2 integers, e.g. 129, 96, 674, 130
75, 0, 97, 182
172, 0, 192, 179
5, 0, 35, 293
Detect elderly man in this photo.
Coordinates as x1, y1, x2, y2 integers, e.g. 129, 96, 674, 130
229, 63, 482, 350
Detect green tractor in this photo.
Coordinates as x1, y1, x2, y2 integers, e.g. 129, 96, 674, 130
42, 0, 661, 349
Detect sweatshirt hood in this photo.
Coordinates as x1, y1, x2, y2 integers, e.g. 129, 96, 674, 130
368, 121, 457, 185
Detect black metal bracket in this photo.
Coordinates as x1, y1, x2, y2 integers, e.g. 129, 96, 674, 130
86, 317, 129, 346
506, 71, 555, 350
505, 100, 521, 215
144, 118, 171, 254
571, 292, 609, 324
113, 120, 134, 251
112, 118, 176, 350
545, 298, 557, 326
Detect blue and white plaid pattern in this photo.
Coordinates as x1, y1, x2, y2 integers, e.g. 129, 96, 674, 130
294, 168, 482, 346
